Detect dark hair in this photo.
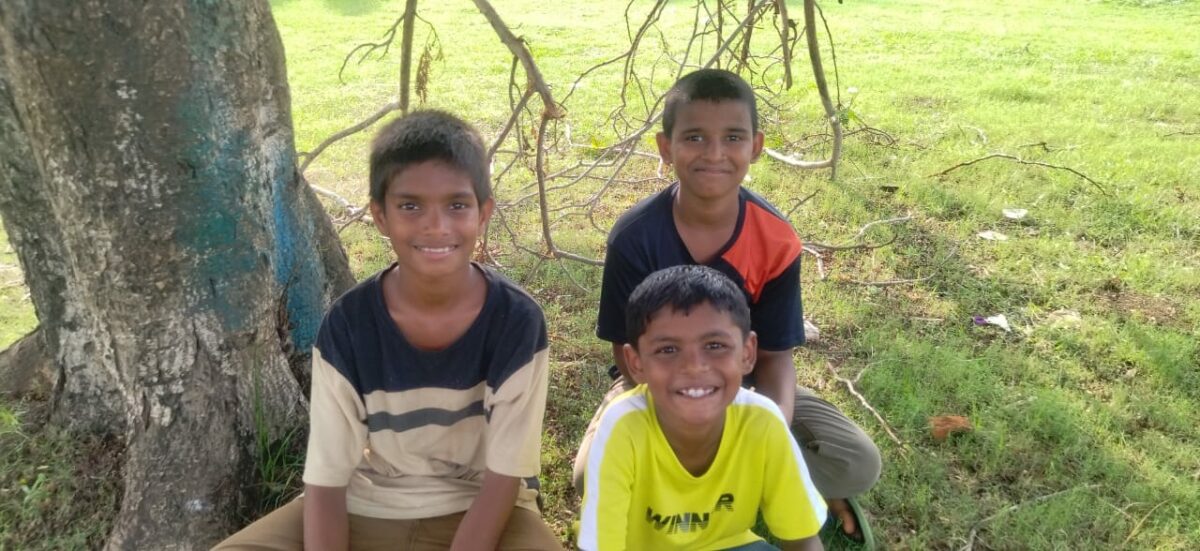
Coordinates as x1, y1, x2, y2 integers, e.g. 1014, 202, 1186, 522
369, 109, 490, 205
625, 265, 751, 348
661, 69, 758, 137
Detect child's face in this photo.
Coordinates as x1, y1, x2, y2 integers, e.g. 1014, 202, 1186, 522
369, 160, 493, 280
656, 100, 764, 202
625, 301, 757, 434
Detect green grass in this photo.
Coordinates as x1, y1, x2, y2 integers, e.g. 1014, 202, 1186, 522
4, 0, 1200, 548
0, 225, 35, 349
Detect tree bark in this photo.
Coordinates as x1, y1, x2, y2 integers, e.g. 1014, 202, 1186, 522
0, 1, 353, 547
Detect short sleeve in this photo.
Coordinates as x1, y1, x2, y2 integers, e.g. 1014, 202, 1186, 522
750, 257, 804, 350
484, 310, 550, 478
760, 409, 826, 540
597, 243, 645, 344
302, 315, 369, 487
578, 416, 636, 551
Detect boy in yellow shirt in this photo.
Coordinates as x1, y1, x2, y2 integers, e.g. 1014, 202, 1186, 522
578, 265, 825, 551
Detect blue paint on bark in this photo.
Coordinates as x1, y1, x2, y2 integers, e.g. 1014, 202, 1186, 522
171, 1, 329, 349
267, 146, 325, 352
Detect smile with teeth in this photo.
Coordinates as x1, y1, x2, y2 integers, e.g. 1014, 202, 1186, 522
415, 245, 456, 254
677, 387, 717, 398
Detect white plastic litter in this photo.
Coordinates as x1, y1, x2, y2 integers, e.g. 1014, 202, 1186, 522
1002, 208, 1028, 220
984, 314, 1012, 332
978, 230, 1009, 241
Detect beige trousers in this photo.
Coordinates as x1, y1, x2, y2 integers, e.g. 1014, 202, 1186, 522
212, 497, 562, 551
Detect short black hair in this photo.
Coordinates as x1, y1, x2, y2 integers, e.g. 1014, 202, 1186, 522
369, 109, 490, 205
625, 265, 751, 348
661, 68, 759, 137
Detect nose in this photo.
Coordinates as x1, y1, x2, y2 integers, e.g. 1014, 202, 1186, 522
423, 207, 449, 234
680, 346, 709, 374
701, 138, 723, 161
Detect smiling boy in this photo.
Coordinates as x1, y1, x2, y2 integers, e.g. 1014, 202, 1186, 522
578, 265, 826, 551
216, 110, 560, 550
574, 69, 881, 544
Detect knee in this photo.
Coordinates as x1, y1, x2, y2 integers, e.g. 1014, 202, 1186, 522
838, 433, 882, 498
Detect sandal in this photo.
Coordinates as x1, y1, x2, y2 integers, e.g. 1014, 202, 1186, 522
819, 496, 876, 550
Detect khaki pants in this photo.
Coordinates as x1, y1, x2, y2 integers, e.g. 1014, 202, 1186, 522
213, 498, 562, 550
572, 377, 882, 500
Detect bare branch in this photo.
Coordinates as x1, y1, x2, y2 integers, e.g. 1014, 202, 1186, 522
1017, 141, 1078, 152
806, 214, 912, 251
785, 189, 820, 218
775, 0, 794, 88
929, 153, 1108, 195
846, 276, 932, 287
308, 181, 356, 214
299, 101, 401, 174
338, 15, 405, 83
802, 0, 843, 178
813, 0, 842, 107
488, 88, 534, 162
472, 0, 565, 119
765, 147, 833, 169
398, 0, 418, 113
336, 207, 369, 234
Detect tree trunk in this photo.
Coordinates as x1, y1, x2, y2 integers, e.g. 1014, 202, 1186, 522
0, 1, 353, 547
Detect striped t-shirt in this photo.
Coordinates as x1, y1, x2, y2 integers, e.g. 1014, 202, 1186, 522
579, 386, 826, 550
302, 263, 549, 519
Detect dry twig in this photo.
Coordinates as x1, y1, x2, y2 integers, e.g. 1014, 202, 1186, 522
806, 214, 913, 252
847, 276, 932, 287
825, 362, 907, 450
930, 153, 1109, 195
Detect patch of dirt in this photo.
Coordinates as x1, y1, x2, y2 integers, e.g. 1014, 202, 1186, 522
1094, 285, 1179, 326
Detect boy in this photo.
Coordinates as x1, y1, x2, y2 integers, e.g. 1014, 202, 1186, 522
216, 110, 561, 550
578, 265, 826, 550
574, 69, 881, 543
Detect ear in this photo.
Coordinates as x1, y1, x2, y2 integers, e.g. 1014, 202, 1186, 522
622, 343, 645, 384
655, 132, 673, 165
741, 331, 758, 375
369, 201, 387, 235
478, 197, 495, 228
750, 131, 765, 162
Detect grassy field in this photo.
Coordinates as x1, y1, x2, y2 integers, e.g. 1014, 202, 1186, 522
3, 0, 1199, 548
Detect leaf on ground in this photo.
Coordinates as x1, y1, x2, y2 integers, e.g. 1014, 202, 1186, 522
929, 415, 973, 442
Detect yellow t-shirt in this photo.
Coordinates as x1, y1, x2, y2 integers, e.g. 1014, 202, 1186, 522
578, 386, 826, 550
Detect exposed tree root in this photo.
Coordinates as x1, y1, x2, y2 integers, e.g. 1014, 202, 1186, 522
0, 328, 54, 397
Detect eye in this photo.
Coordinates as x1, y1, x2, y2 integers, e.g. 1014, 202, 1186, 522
654, 345, 678, 355
705, 341, 730, 351
726, 135, 743, 142
684, 135, 703, 142
397, 202, 419, 211
449, 201, 470, 210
